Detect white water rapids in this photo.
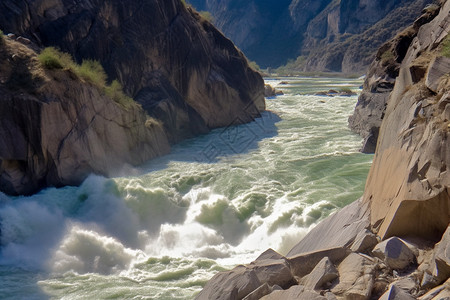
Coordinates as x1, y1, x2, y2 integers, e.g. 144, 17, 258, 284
0, 77, 373, 299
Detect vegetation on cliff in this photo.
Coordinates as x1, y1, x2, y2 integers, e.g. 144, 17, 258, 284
38, 47, 134, 108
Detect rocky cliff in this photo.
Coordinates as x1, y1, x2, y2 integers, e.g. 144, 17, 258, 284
188, 0, 433, 72
197, 1, 450, 299
0, 0, 265, 195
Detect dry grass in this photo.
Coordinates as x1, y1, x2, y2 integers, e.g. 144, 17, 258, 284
38, 47, 136, 108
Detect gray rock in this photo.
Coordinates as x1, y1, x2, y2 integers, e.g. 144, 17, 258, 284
196, 249, 295, 300
379, 285, 415, 300
418, 278, 450, 300
288, 198, 369, 257
373, 237, 416, 270
331, 253, 376, 300
288, 247, 349, 278
390, 276, 418, 294
242, 283, 272, 300
196, 265, 261, 300
350, 229, 379, 253
426, 56, 450, 93
429, 225, 450, 284
261, 286, 327, 300
300, 256, 339, 290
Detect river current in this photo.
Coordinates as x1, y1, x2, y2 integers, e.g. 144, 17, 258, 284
0, 77, 373, 299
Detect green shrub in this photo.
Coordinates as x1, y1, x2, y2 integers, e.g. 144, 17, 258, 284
76, 59, 107, 88
0, 29, 4, 44
104, 80, 134, 107
38, 47, 76, 70
38, 47, 135, 108
380, 49, 395, 63
199, 11, 213, 22
441, 34, 450, 58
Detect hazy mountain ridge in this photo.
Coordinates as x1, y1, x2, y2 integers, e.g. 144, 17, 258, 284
189, 0, 435, 73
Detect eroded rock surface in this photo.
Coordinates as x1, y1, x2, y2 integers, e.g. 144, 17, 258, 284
0, 0, 265, 195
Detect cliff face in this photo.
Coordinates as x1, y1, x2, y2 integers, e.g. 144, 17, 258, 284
362, 0, 450, 240
0, 38, 170, 195
0, 0, 265, 195
188, 0, 432, 72
349, 4, 442, 152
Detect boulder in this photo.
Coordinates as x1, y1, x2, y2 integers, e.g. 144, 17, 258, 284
390, 276, 418, 294
425, 56, 450, 93
261, 286, 327, 300
300, 257, 339, 290
331, 253, 376, 300
196, 249, 295, 300
195, 265, 261, 300
288, 247, 350, 278
418, 278, 450, 300
242, 283, 273, 300
379, 285, 415, 300
288, 198, 370, 256
350, 229, 379, 253
429, 225, 450, 284
372, 237, 416, 270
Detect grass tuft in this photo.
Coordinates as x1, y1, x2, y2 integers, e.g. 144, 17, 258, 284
38, 47, 136, 108
441, 34, 450, 58
38, 47, 75, 70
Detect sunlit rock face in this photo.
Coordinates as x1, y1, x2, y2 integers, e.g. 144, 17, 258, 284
362, 0, 450, 241
0, 0, 265, 195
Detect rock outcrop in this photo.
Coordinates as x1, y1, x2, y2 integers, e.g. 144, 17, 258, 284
197, 1, 450, 298
189, 0, 433, 72
349, 3, 442, 152
0, 0, 265, 195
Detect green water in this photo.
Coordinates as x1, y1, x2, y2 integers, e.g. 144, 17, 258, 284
0, 77, 373, 299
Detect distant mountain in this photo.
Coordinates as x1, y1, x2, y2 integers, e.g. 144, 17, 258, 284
189, 0, 435, 73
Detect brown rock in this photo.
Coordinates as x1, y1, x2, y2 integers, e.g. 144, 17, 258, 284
429, 225, 450, 284
426, 56, 450, 93
418, 278, 450, 300
331, 253, 376, 299
300, 257, 339, 291
379, 285, 415, 300
288, 247, 350, 278
372, 237, 416, 270
350, 229, 379, 253
196, 249, 295, 300
288, 198, 370, 257
261, 286, 327, 300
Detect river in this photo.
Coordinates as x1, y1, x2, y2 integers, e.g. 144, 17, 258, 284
0, 77, 373, 299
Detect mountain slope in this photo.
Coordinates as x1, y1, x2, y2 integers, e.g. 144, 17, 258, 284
0, 0, 265, 195
189, 0, 434, 72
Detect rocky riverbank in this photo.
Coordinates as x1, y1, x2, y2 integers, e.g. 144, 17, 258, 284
0, 0, 265, 195
197, 0, 450, 298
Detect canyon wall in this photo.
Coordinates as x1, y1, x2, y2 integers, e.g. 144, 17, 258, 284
0, 0, 265, 195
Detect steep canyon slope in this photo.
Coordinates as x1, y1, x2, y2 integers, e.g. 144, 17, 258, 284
0, 0, 265, 195
189, 0, 434, 72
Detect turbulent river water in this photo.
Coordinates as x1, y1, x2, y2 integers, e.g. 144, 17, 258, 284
0, 77, 373, 299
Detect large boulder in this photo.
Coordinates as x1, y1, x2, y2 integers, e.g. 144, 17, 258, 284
330, 253, 377, 300
195, 249, 295, 300
372, 237, 416, 270
288, 198, 370, 256
428, 225, 450, 284
300, 256, 339, 290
